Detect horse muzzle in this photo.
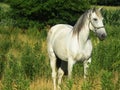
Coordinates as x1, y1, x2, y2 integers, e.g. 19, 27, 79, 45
95, 29, 107, 41
98, 33, 107, 40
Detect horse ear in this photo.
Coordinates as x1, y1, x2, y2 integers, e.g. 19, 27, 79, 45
92, 7, 97, 12
98, 7, 103, 12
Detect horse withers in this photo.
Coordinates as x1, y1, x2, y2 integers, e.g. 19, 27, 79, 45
47, 8, 107, 90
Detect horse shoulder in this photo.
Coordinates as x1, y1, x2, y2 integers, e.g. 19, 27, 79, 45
66, 36, 81, 59
67, 38, 92, 61
82, 40, 92, 59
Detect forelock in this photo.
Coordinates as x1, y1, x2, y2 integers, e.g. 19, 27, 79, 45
95, 10, 103, 18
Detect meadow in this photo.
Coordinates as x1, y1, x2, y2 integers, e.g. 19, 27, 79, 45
0, 4, 120, 90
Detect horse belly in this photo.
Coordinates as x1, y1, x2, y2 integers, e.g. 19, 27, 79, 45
56, 51, 68, 61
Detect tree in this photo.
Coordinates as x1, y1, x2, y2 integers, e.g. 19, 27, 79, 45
96, 0, 120, 6
8, 0, 91, 27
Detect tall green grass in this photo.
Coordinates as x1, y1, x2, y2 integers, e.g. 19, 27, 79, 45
103, 10, 120, 25
0, 26, 50, 90
3, 54, 30, 90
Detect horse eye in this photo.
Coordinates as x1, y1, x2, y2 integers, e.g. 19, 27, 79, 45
93, 18, 97, 21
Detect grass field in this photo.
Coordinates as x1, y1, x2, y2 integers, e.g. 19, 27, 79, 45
0, 3, 120, 90
0, 25, 120, 90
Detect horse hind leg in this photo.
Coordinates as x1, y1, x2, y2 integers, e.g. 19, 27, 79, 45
57, 60, 68, 90
49, 52, 57, 90
56, 57, 63, 90
58, 67, 64, 90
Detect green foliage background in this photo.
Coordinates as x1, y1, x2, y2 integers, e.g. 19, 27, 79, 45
6, 0, 90, 28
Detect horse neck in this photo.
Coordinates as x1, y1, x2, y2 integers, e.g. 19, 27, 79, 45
78, 19, 90, 46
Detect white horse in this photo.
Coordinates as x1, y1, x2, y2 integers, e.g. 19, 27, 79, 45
47, 8, 107, 90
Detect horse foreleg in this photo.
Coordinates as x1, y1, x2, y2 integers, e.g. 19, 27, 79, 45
68, 59, 75, 79
83, 58, 91, 78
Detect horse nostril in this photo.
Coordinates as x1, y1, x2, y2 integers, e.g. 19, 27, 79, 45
101, 34, 106, 38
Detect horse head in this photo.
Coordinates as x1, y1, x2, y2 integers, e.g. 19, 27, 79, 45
89, 8, 107, 40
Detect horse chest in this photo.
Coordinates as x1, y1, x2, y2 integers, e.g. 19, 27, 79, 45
74, 51, 89, 61
70, 40, 92, 61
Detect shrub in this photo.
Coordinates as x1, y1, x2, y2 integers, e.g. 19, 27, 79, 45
8, 0, 90, 28
0, 3, 14, 27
